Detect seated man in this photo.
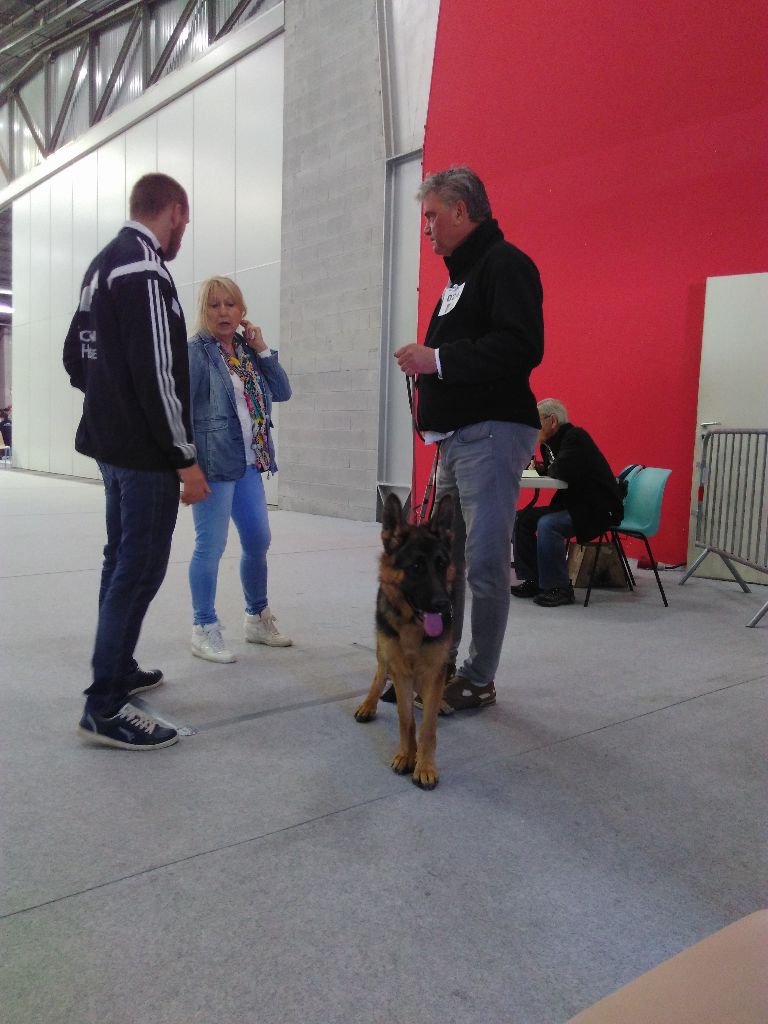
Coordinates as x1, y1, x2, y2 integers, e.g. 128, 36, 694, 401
512, 398, 623, 607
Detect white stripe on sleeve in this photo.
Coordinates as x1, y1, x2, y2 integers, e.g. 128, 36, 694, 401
147, 277, 196, 461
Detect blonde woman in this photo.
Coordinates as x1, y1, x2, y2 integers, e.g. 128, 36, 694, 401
187, 277, 292, 662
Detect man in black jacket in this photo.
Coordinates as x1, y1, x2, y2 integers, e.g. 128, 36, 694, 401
394, 167, 542, 712
64, 173, 209, 750
512, 398, 623, 606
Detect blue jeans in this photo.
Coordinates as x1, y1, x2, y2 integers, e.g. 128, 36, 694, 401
189, 466, 271, 626
86, 463, 180, 711
436, 420, 539, 686
514, 506, 575, 589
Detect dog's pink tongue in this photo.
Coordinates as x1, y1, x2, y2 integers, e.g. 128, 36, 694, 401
423, 612, 444, 637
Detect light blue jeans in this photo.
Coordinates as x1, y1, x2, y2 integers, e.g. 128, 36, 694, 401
189, 466, 271, 626
436, 420, 539, 686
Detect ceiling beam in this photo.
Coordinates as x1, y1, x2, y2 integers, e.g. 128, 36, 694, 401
93, 9, 143, 124
49, 40, 89, 152
215, 0, 261, 42
147, 0, 200, 88
0, 1, 144, 99
10, 88, 47, 159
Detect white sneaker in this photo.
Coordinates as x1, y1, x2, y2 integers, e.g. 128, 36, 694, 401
191, 622, 236, 663
244, 606, 292, 647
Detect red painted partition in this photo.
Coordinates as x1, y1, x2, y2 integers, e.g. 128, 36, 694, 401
415, 0, 768, 561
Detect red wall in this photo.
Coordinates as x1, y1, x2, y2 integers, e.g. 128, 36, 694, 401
416, 0, 768, 562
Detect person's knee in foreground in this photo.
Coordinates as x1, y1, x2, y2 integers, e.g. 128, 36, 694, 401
393, 166, 543, 713
63, 173, 210, 750
187, 277, 292, 664
511, 398, 623, 607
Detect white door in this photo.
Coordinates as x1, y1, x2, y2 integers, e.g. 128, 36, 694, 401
688, 273, 768, 582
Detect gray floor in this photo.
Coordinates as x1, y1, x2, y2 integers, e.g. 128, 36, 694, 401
1, 469, 766, 1024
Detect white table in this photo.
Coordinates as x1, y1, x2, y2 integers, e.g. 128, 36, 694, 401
520, 469, 567, 490
519, 469, 567, 507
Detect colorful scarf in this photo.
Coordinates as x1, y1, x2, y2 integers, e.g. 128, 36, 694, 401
219, 340, 271, 472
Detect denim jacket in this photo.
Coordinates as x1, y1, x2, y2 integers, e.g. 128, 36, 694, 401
188, 332, 291, 482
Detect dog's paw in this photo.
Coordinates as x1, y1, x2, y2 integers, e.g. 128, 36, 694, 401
354, 701, 377, 722
390, 751, 416, 775
413, 763, 439, 790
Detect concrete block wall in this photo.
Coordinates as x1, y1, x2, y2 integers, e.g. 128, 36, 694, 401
279, 0, 386, 520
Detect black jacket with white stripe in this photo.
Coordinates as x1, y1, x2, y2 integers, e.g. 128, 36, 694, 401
63, 222, 196, 471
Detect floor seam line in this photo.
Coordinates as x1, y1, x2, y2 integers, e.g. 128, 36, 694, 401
0, 792, 395, 922
501, 673, 768, 762
179, 669, 767, 736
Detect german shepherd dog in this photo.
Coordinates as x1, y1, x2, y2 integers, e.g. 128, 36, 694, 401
354, 492, 454, 789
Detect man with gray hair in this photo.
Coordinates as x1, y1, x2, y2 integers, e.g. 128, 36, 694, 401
394, 166, 542, 712
512, 398, 623, 606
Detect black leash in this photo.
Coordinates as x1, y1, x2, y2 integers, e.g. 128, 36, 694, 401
417, 443, 441, 525
406, 374, 441, 525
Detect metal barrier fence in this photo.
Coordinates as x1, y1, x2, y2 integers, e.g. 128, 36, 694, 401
680, 427, 768, 627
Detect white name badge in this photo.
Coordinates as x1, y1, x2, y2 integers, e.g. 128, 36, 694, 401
438, 281, 465, 317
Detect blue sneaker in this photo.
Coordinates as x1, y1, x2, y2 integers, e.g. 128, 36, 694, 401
78, 702, 178, 750
125, 668, 164, 696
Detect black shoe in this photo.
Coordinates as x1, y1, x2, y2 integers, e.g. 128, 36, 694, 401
78, 702, 178, 750
125, 668, 164, 696
534, 585, 576, 607
380, 684, 397, 704
511, 580, 539, 598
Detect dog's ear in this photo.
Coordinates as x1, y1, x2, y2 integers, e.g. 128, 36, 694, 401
430, 493, 454, 545
381, 493, 406, 552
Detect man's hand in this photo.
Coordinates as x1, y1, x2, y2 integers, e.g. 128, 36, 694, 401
178, 464, 211, 506
394, 343, 437, 376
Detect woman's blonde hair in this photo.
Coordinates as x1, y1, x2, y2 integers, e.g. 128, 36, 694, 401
194, 276, 247, 335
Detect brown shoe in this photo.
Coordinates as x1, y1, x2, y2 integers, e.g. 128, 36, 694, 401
441, 675, 497, 712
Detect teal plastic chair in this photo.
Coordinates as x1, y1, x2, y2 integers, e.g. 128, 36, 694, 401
585, 468, 672, 607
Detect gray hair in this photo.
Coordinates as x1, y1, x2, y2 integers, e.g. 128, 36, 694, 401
537, 398, 569, 425
416, 166, 492, 222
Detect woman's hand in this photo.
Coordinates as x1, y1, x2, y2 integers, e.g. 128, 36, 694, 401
241, 320, 268, 353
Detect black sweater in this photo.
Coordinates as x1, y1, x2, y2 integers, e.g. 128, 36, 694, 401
417, 218, 543, 432
545, 423, 624, 542
63, 223, 196, 471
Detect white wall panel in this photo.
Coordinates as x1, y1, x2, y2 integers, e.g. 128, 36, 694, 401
378, 156, 421, 499
157, 92, 194, 291
236, 263, 281, 347
72, 153, 98, 284
49, 168, 74, 318
235, 37, 283, 273
193, 68, 237, 282
10, 322, 31, 469
27, 318, 51, 471
70, 152, 99, 477
30, 183, 51, 325
125, 118, 158, 194
176, 282, 196, 333
386, 0, 440, 156
97, 137, 127, 249
11, 193, 31, 326
49, 313, 75, 475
